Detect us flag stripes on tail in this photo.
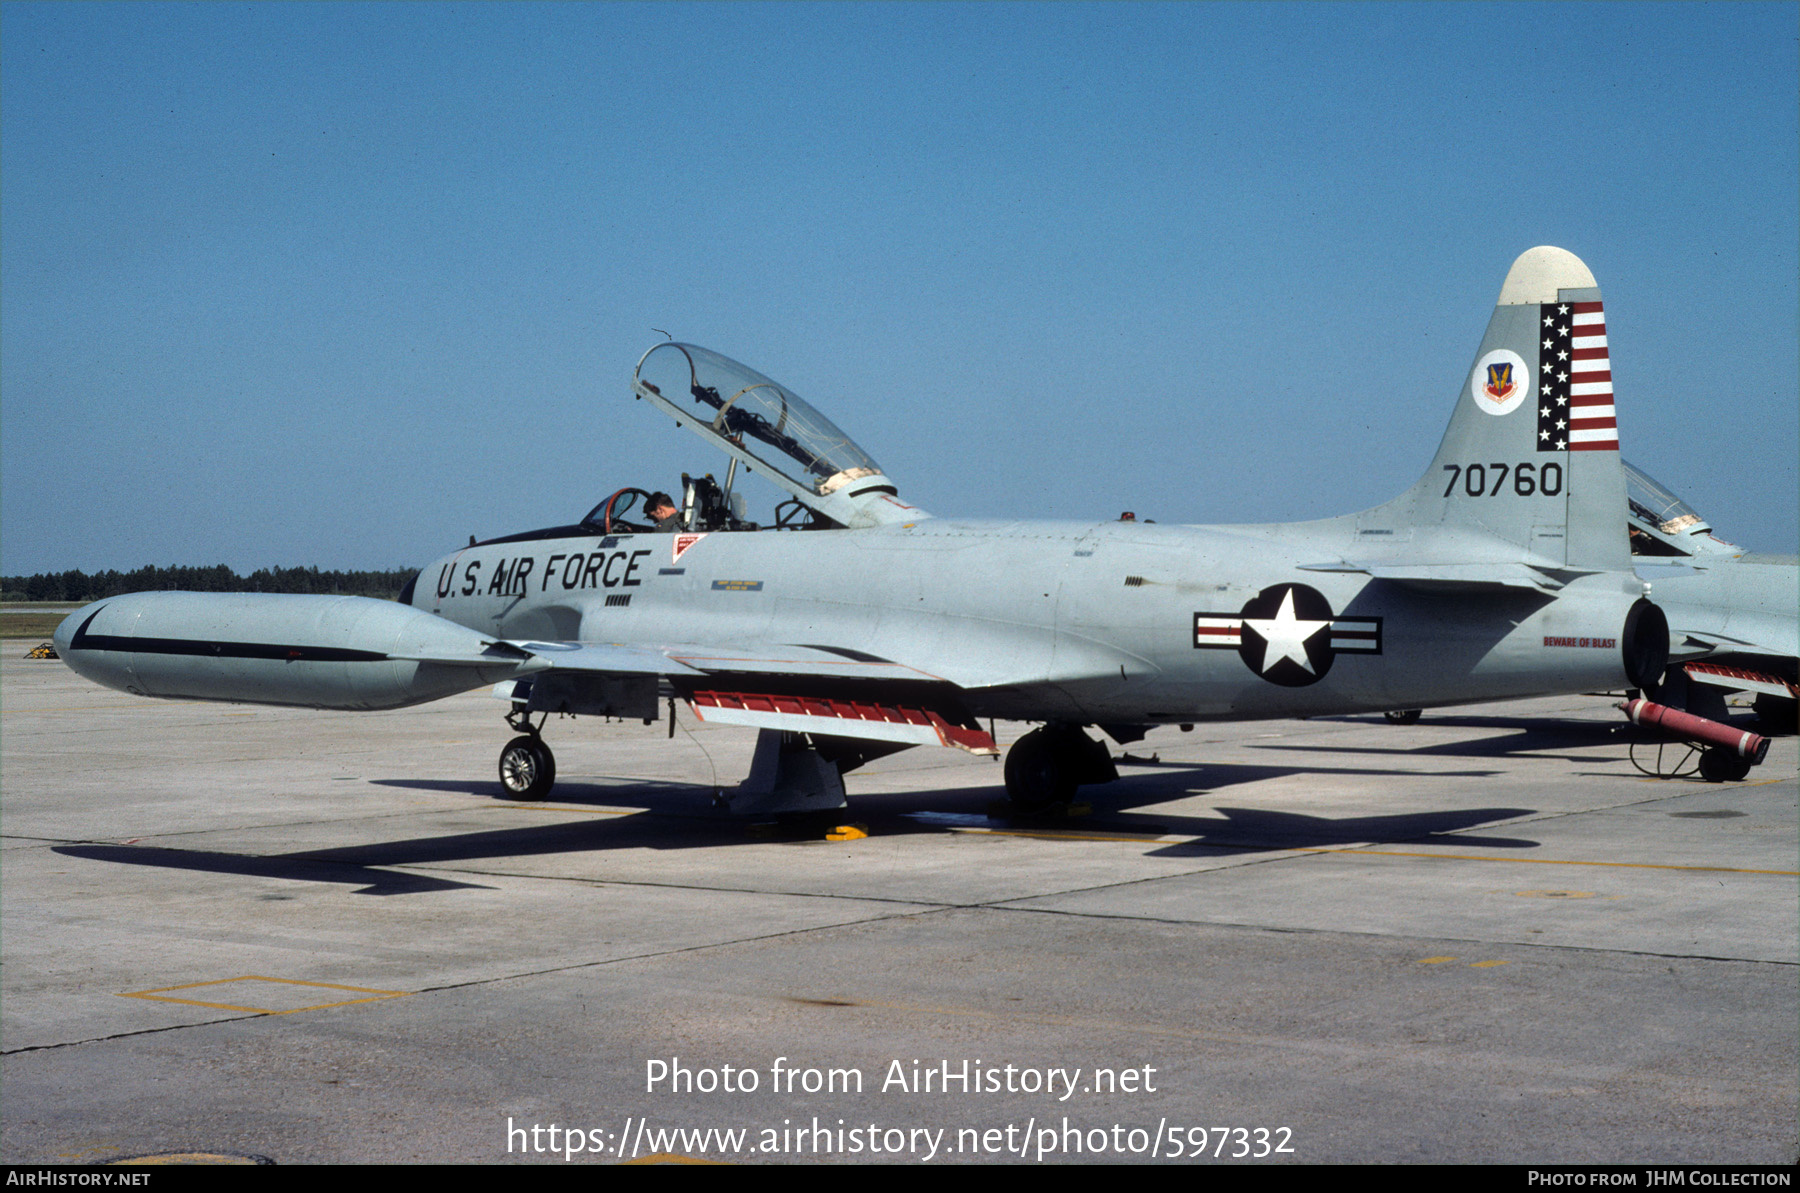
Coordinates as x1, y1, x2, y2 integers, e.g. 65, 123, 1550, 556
1537, 301, 1618, 452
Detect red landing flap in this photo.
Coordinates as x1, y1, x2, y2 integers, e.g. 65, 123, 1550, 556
687, 689, 1000, 755
1684, 662, 1800, 700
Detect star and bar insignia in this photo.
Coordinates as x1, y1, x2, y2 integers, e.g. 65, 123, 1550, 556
1194, 583, 1382, 687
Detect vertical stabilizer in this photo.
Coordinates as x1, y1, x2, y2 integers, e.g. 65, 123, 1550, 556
1369, 247, 1630, 572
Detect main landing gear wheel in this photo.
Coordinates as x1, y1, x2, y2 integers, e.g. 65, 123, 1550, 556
1696, 747, 1752, 783
1003, 728, 1076, 810
1004, 724, 1117, 810
1383, 709, 1423, 724
499, 735, 557, 800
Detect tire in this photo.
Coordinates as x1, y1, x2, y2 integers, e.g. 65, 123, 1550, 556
1383, 709, 1423, 725
499, 735, 556, 800
1697, 747, 1751, 783
1003, 727, 1077, 810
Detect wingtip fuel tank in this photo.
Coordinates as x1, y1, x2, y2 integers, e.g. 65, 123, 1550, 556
56, 591, 543, 711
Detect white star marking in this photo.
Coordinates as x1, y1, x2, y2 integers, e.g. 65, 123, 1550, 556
1540, 429, 1551, 440
1242, 589, 1330, 676
1558, 304, 1569, 314
1543, 339, 1554, 349
1544, 314, 1555, 326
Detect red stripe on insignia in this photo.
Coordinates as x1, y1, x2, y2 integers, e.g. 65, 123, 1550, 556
1570, 440, 1619, 451
1570, 394, 1614, 406
1194, 626, 1239, 636
1570, 301, 1604, 314
1569, 417, 1617, 430
1569, 346, 1609, 360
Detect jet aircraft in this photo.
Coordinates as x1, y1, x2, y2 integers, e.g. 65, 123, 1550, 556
1613, 462, 1796, 766
56, 246, 1789, 811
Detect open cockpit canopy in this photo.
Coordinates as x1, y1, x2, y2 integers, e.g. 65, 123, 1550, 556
633, 343, 920, 529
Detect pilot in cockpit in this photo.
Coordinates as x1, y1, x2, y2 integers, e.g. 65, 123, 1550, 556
647, 492, 680, 533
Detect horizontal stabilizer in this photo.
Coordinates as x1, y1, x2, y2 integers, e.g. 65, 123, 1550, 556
1667, 628, 1795, 661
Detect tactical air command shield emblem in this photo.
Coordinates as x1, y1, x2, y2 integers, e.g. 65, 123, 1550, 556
1485, 362, 1515, 399
1470, 349, 1529, 416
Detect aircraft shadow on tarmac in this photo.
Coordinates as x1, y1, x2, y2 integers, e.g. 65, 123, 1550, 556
51, 755, 1544, 896
1293, 713, 1635, 763
1130, 805, 1540, 858
52, 842, 498, 896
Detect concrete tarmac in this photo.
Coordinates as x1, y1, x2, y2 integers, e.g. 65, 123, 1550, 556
2, 649, 1794, 1164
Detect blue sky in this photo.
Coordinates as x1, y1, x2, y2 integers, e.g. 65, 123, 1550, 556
4, 2, 1795, 574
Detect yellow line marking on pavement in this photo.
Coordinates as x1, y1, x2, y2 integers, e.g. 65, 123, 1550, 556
1291, 847, 1797, 876
944, 828, 1796, 874
102, 1151, 272, 1165
1469, 960, 1509, 968
119, 975, 410, 1015
792, 994, 1422, 1054
1416, 956, 1457, 964
1636, 774, 1793, 790
958, 828, 1170, 843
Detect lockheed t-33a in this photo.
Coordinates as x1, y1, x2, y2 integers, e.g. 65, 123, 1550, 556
58, 247, 1793, 813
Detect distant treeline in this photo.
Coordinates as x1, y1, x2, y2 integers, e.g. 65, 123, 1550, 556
1, 565, 419, 603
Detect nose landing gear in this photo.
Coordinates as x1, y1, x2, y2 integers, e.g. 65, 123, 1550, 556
499, 707, 556, 800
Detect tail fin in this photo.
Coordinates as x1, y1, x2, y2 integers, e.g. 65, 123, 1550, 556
1368, 246, 1630, 573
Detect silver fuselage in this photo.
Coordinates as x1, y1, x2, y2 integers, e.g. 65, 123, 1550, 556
416, 516, 1648, 724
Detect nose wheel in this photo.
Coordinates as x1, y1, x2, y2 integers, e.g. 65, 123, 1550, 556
499, 735, 556, 800
499, 707, 556, 800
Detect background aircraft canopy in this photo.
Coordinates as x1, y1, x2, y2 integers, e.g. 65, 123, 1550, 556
633, 343, 917, 527
1625, 460, 1738, 557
